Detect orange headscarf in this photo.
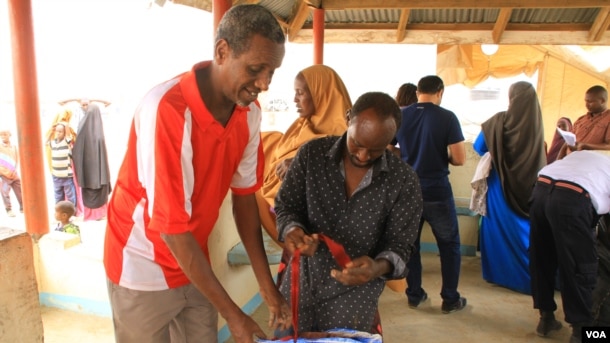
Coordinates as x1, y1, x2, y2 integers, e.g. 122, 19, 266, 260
45, 108, 77, 172
260, 65, 352, 206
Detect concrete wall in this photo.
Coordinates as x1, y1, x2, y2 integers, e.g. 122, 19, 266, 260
0, 228, 43, 343
32, 195, 278, 343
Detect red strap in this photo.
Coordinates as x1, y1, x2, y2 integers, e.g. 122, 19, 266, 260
289, 249, 301, 342
287, 234, 351, 342
318, 234, 351, 268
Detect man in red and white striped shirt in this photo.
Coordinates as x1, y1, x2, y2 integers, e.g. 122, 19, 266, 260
103, 5, 289, 342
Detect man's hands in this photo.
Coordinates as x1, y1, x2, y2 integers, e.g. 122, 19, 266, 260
259, 286, 291, 331
284, 227, 319, 256
567, 141, 585, 152
284, 228, 392, 286
330, 256, 391, 286
225, 311, 267, 343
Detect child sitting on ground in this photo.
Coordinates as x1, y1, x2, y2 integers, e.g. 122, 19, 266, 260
54, 200, 80, 235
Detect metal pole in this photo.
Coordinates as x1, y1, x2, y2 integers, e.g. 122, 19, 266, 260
7, 0, 49, 240
313, 8, 325, 65
213, 0, 232, 33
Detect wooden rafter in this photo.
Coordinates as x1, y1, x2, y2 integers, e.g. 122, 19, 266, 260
396, 9, 410, 42
588, 7, 610, 41
288, 0, 313, 42
321, 0, 607, 10
172, 0, 212, 11
492, 8, 512, 43
304, 22, 591, 32
232, 0, 261, 5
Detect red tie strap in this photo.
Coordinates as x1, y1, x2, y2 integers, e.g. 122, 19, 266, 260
286, 233, 351, 342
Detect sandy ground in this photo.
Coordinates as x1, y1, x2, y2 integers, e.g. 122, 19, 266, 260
42, 306, 114, 343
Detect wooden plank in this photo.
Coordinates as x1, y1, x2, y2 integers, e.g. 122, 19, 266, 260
232, 0, 261, 5
288, 0, 313, 42
396, 8, 410, 42
492, 8, 512, 43
321, 0, 609, 10
291, 28, 610, 47
588, 7, 610, 41
305, 22, 591, 32
173, 0, 212, 11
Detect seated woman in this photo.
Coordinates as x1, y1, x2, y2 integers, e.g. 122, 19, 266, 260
256, 65, 352, 245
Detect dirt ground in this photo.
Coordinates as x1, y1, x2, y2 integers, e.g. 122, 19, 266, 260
42, 306, 114, 343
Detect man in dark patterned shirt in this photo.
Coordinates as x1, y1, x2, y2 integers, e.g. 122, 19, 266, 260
275, 92, 423, 335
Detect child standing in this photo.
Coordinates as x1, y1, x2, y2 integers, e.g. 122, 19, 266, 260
49, 122, 76, 205
54, 200, 80, 235
0, 129, 23, 217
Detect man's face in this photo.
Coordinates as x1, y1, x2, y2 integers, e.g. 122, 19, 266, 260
216, 34, 285, 107
345, 108, 395, 169
54, 124, 66, 141
80, 101, 89, 112
585, 92, 606, 114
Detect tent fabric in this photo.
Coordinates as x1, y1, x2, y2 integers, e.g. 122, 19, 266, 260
437, 44, 608, 145
437, 45, 544, 88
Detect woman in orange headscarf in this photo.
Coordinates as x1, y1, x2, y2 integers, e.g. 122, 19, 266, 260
256, 65, 352, 244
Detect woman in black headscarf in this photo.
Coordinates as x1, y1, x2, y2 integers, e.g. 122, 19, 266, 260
473, 81, 546, 294
72, 103, 112, 221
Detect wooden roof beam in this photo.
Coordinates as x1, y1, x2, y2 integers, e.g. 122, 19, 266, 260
396, 9, 410, 42
492, 8, 511, 43
588, 7, 610, 41
288, 0, 313, 42
321, 0, 606, 10
232, 0, 261, 5
311, 22, 591, 32
172, 0, 212, 11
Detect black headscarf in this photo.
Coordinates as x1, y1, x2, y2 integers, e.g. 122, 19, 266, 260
481, 81, 546, 217
72, 104, 112, 209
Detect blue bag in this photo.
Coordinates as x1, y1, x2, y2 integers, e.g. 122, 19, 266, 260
256, 328, 382, 343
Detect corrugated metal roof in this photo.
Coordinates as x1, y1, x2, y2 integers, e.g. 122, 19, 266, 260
173, 0, 610, 45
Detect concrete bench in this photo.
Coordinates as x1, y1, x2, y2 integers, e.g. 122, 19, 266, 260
227, 230, 283, 266
228, 197, 480, 266
420, 197, 480, 256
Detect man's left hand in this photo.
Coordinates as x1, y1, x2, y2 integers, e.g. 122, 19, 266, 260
330, 256, 379, 286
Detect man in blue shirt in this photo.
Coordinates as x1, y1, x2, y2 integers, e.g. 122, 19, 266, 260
395, 75, 467, 313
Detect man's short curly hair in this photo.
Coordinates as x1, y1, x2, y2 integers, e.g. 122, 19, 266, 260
216, 5, 286, 57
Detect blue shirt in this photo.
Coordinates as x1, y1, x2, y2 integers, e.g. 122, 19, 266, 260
396, 102, 464, 180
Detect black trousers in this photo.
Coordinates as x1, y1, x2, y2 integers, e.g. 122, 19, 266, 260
529, 180, 598, 325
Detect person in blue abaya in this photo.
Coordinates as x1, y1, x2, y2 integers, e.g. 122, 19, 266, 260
472, 81, 546, 294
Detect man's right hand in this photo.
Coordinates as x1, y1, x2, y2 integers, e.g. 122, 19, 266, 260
227, 312, 267, 343
284, 227, 319, 256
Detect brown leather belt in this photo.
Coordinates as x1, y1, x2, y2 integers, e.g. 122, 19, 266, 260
537, 175, 589, 198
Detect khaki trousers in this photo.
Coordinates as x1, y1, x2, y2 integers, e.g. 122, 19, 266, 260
107, 279, 218, 343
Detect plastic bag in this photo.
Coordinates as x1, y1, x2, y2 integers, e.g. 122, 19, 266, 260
256, 328, 382, 343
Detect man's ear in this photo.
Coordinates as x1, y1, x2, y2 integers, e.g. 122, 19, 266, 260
346, 109, 352, 125
214, 39, 230, 65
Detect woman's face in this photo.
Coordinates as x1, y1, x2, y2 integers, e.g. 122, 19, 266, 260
557, 119, 570, 132
293, 73, 315, 119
